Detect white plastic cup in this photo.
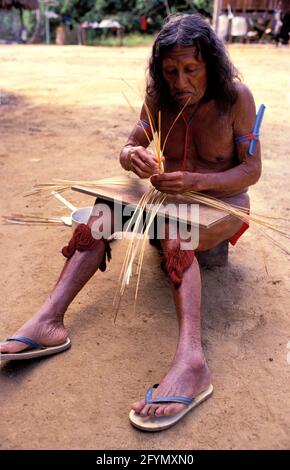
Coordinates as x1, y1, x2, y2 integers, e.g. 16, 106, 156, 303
71, 207, 93, 231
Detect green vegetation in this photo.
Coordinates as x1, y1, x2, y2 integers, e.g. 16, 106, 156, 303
87, 32, 154, 47
22, 0, 211, 44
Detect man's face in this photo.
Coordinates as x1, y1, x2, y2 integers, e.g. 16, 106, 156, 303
162, 46, 207, 107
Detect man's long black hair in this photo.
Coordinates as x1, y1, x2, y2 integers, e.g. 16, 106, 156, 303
147, 14, 240, 112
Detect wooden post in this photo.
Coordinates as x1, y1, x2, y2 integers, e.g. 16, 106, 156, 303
212, 0, 223, 34
45, 9, 50, 44
30, 8, 41, 44
163, 0, 171, 16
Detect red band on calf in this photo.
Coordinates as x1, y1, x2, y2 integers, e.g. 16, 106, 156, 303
62, 223, 112, 272
160, 241, 195, 287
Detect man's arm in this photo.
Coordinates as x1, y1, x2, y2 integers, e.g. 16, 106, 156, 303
151, 84, 262, 195
119, 102, 151, 171
119, 100, 161, 177
198, 83, 262, 194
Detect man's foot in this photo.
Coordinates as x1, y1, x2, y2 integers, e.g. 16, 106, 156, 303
131, 359, 211, 417
0, 315, 68, 354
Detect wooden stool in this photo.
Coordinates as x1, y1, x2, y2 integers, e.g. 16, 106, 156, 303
196, 240, 229, 268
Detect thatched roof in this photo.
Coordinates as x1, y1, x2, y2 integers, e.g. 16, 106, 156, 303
0, 0, 39, 10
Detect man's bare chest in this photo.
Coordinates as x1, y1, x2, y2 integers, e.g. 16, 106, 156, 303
161, 109, 236, 172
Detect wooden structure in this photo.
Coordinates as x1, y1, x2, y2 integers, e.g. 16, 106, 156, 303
72, 178, 231, 268
213, 0, 290, 38
0, 1, 38, 42
213, 0, 290, 42
0, 0, 38, 9
71, 178, 230, 230
221, 0, 290, 13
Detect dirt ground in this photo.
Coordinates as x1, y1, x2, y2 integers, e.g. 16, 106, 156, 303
0, 44, 289, 450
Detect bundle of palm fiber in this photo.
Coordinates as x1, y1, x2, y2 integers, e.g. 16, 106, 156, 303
2, 213, 67, 226
24, 176, 137, 198
24, 99, 290, 316
116, 97, 289, 315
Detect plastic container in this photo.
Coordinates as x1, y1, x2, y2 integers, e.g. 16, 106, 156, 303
71, 206, 92, 231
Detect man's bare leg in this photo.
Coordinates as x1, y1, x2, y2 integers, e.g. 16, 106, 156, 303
131, 201, 249, 418
131, 238, 211, 418
0, 211, 111, 354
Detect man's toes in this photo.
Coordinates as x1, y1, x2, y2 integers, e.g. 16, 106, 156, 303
148, 405, 159, 417
140, 404, 151, 417
0, 341, 26, 354
131, 399, 145, 414
163, 403, 185, 416
155, 406, 165, 417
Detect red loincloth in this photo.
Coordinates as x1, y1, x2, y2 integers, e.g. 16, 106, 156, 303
228, 221, 249, 246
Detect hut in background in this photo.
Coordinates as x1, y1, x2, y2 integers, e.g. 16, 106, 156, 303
0, 0, 39, 43
221, 0, 290, 14
216, 0, 290, 42
0, 0, 38, 8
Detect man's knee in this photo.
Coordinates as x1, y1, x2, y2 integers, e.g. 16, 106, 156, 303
160, 236, 180, 253
159, 238, 195, 287
62, 204, 113, 272
196, 236, 212, 252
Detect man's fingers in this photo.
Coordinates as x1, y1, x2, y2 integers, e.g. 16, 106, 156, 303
131, 159, 155, 178
151, 180, 179, 191
132, 161, 160, 179
152, 155, 165, 164
144, 159, 159, 171
144, 158, 159, 171
132, 165, 152, 178
132, 155, 152, 171
151, 172, 180, 183
151, 179, 178, 188
135, 150, 159, 171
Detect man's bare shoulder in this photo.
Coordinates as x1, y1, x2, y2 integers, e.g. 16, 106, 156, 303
232, 82, 256, 116
144, 93, 157, 112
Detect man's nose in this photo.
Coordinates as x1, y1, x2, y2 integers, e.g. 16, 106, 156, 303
175, 72, 187, 90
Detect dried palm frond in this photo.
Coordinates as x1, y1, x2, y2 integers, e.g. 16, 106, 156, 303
111, 94, 290, 319
112, 183, 289, 319
113, 187, 167, 320
184, 191, 289, 237
21, 86, 289, 319
2, 214, 65, 225
24, 176, 137, 198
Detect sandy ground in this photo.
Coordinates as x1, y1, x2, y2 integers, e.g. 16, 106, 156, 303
0, 44, 289, 450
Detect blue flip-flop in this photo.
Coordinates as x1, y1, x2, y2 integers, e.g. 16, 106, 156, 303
129, 383, 213, 431
0, 335, 71, 361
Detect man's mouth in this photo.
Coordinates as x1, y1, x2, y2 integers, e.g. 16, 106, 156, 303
174, 92, 193, 100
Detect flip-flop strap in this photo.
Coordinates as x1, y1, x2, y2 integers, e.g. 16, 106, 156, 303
6, 336, 44, 349
145, 386, 193, 405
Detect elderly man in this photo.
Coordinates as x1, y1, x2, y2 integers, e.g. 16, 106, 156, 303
1, 14, 261, 431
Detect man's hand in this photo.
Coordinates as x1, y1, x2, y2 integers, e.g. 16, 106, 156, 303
129, 146, 162, 179
150, 171, 203, 194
